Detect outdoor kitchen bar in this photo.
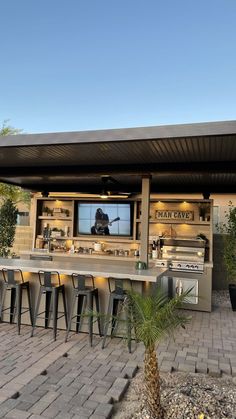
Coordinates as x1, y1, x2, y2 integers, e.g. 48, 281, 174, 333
20, 194, 213, 314
1, 120, 236, 327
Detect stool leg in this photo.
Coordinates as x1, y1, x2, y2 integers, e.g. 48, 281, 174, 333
111, 298, 119, 336
52, 288, 59, 341
45, 291, 52, 328
26, 283, 33, 326
102, 295, 113, 349
94, 289, 102, 337
16, 285, 22, 335
10, 287, 16, 324
65, 289, 77, 342
125, 297, 132, 353
87, 292, 93, 347
0, 283, 7, 322
61, 286, 68, 328
76, 294, 84, 333
31, 288, 43, 337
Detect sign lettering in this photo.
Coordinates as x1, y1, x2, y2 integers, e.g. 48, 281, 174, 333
155, 210, 194, 221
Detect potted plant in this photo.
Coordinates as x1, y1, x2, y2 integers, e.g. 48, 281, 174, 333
217, 201, 236, 311
198, 202, 210, 222
42, 206, 52, 216
64, 209, 70, 217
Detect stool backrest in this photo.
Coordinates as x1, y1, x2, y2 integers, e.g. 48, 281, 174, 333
38, 270, 61, 287
71, 273, 95, 290
2, 268, 24, 285
108, 277, 132, 295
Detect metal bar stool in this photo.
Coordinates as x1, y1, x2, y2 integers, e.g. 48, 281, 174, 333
102, 277, 133, 353
65, 274, 102, 346
31, 270, 67, 341
0, 268, 33, 334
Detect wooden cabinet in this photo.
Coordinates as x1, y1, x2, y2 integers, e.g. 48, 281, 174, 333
33, 198, 139, 252
33, 197, 213, 263
135, 199, 213, 262
34, 199, 74, 248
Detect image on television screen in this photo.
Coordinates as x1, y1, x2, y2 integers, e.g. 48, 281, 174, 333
77, 203, 132, 236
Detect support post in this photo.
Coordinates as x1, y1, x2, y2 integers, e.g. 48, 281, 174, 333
140, 175, 151, 267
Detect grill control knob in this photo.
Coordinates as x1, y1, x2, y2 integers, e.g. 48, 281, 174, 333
186, 264, 190, 269
161, 262, 165, 266
191, 265, 194, 269
177, 264, 181, 268
195, 265, 198, 269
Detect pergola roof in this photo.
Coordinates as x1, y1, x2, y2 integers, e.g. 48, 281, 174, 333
1, 120, 236, 194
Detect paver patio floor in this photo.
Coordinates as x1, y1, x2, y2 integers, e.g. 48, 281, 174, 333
0, 292, 235, 418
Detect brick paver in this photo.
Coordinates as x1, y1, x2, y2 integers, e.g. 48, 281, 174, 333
0, 298, 235, 418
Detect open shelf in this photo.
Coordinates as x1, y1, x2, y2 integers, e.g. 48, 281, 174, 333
136, 219, 210, 225
38, 216, 72, 220
37, 235, 140, 244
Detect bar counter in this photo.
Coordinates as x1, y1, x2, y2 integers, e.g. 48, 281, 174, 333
0, 258, 167, 331
0, 257, 166, 283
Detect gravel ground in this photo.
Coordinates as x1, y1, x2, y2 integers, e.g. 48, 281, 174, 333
113, 291, 236, 419
113, 370, 236, 418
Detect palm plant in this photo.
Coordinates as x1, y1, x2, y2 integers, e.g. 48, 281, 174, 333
127, 287, 191, 419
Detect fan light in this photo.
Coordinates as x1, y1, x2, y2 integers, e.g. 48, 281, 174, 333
100, 190, 109, 199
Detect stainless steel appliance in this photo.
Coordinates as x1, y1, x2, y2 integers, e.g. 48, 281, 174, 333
156, 237, 206, 306
173, 277, 198, 304
155, 237, 205, 273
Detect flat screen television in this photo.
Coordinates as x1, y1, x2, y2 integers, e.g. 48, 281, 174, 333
77, 202, 132, 236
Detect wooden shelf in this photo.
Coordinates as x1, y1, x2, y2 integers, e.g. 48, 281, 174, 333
37, 235, 140, 244
37, 235, 72, 240
38, 216, 72, 221
136, 219, 210, 225
73, 237, 139, 243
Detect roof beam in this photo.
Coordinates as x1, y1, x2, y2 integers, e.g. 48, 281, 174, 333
0, 161, 236, 178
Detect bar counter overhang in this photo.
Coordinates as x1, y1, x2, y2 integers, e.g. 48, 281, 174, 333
0, 258, 166, 283
0, 258, 167, 331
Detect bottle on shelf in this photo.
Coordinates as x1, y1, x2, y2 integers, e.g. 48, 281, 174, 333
43, 223, 51, 239
152, 240, 158, 259
42, 223, 52, 250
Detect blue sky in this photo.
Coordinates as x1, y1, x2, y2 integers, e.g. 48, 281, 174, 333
0, 0, 235, 133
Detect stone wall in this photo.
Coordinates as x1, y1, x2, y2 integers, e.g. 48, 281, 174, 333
12, 225, 33, 255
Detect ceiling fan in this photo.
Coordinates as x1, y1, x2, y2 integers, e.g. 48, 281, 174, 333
100, 175, 131, 199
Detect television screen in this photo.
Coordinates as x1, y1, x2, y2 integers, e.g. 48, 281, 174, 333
77, 202, 132, 236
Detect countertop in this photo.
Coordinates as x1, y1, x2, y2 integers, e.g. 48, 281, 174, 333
20, 250, 138, 262
0, 258, 167, 283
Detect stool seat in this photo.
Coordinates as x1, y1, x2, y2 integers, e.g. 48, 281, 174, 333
31, 270, 67, 341
65, 274, 102, 346
102, 277, 132, 352
0, 268, 33, 334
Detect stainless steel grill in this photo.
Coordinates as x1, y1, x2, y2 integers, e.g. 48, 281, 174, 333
155, 238, 205, 273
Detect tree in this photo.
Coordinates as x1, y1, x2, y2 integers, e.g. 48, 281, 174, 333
0, 183, 31, 206
0, 199, 18, 257
0, 121, 31, 256
0, 119, 22, 136
217, 201, 236, 283
0, 120, 30, 205
128, 288, 191, 418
